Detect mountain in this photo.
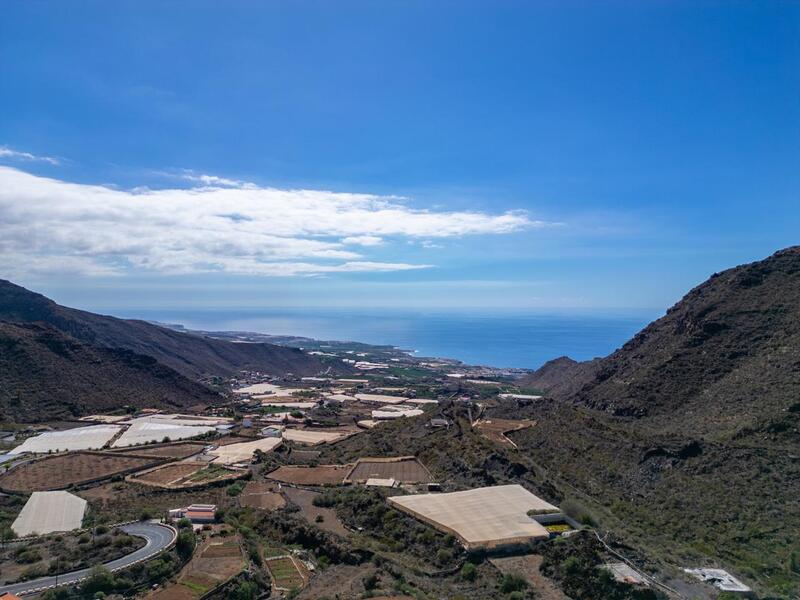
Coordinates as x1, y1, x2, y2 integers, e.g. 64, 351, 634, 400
0, 321, 219, 421
0, 279, 338, 380
517, 247, 800, 596
518, 355, 599, 399
326, 248, 800, 597
570, 246, 800, 438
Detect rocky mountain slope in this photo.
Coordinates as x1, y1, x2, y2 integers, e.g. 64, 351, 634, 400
520, 247, 800, 596
0, 321, 220, 421
325, 248, 800, 597
518, 355, 599, 399
570, 246, 800, 439
0, 279, 338, 380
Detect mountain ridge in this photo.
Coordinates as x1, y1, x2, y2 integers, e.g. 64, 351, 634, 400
0, 320, 220, 421
0, 279, 340, 380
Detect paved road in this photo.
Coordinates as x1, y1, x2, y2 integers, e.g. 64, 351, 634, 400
0, 521, 176, 596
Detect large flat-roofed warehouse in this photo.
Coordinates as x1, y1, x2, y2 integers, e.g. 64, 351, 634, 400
388, 484, 559, 550
12, 491, 87, 536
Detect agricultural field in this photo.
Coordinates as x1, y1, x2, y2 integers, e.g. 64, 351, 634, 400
129, 460, 245, 489
0, 451, 161, 492
344, 457, 432, 484
150, 537, 244, 600
239, 481, 286, 510
473, 417, 535, 448
264, 553, 308, 591
267, 464, 352, 486
113, 442, 205, 459
129, 463, 203, 486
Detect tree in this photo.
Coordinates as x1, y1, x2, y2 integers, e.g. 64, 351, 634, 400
82, 565, 116, 595
176, 530, 196, 560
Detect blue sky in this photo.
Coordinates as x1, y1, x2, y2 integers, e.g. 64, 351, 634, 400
0, 0, 797, 313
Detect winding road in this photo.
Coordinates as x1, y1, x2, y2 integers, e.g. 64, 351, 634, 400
0, 521, 176, 596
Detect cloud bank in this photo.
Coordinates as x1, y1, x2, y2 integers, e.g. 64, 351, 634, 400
0, 166, 549, 278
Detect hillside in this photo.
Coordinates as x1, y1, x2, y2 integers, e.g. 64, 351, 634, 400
518, 355, 600, 399
0, 280, 340, 380
570, 246, 800, 439
522, 248, 800, 596
324, 248, 800, 597
0, 321, 220, 421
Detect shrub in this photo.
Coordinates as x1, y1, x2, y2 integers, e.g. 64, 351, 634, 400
15, 548, 42, 564
500, 573, 528, 593
461, 562, 477, 581
227, 481, 245, 496
356, 568, 377, 589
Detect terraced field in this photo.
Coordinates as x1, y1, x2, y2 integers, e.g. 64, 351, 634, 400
0, 452, 161, 492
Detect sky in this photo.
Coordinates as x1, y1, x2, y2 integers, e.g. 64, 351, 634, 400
0, 0, 798, 313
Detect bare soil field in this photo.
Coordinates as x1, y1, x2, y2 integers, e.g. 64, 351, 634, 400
130, 463, 203, 485
0, 452, 161, 492
267, 464, 351, 486
150, 537, 244, 600
490, 554, 568, 600
473, 418, 535, 448
283, 487, 350, 537
239, 481, 286, 510
214, 436, 254, 446
345, 457, 432, 484
129, 462, 245, 489
265, 555, 308, 591
113, 442, 205, 459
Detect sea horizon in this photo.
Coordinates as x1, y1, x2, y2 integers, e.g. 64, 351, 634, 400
101, 307, 658, 370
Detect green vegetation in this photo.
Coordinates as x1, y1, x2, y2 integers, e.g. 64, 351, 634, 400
176, 529, 196, 560
227, 480, 245, 496
540, 533, 665, 600
312, 487, 463, 568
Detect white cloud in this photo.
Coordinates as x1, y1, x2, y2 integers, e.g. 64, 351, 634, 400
0, 166, 550, 278
0, 146, 60, 165
342, 235, 384, 246
178, 171, 252, 189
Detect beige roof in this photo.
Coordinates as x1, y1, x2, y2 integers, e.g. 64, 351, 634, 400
12, 491, 87, 536
388, 484, 557, 549
10, 425, 121, 454
372, 409, 423, 419
112, 416, 215, 447
355, 393, 408, 404
282, 429, 353, 445
365, 478, 397, 487
209, 438, 282, 464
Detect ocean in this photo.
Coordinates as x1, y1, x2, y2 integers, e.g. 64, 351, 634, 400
110, 308, 657, 369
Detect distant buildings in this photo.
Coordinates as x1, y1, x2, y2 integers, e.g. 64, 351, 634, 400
171, 503, 217, 524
